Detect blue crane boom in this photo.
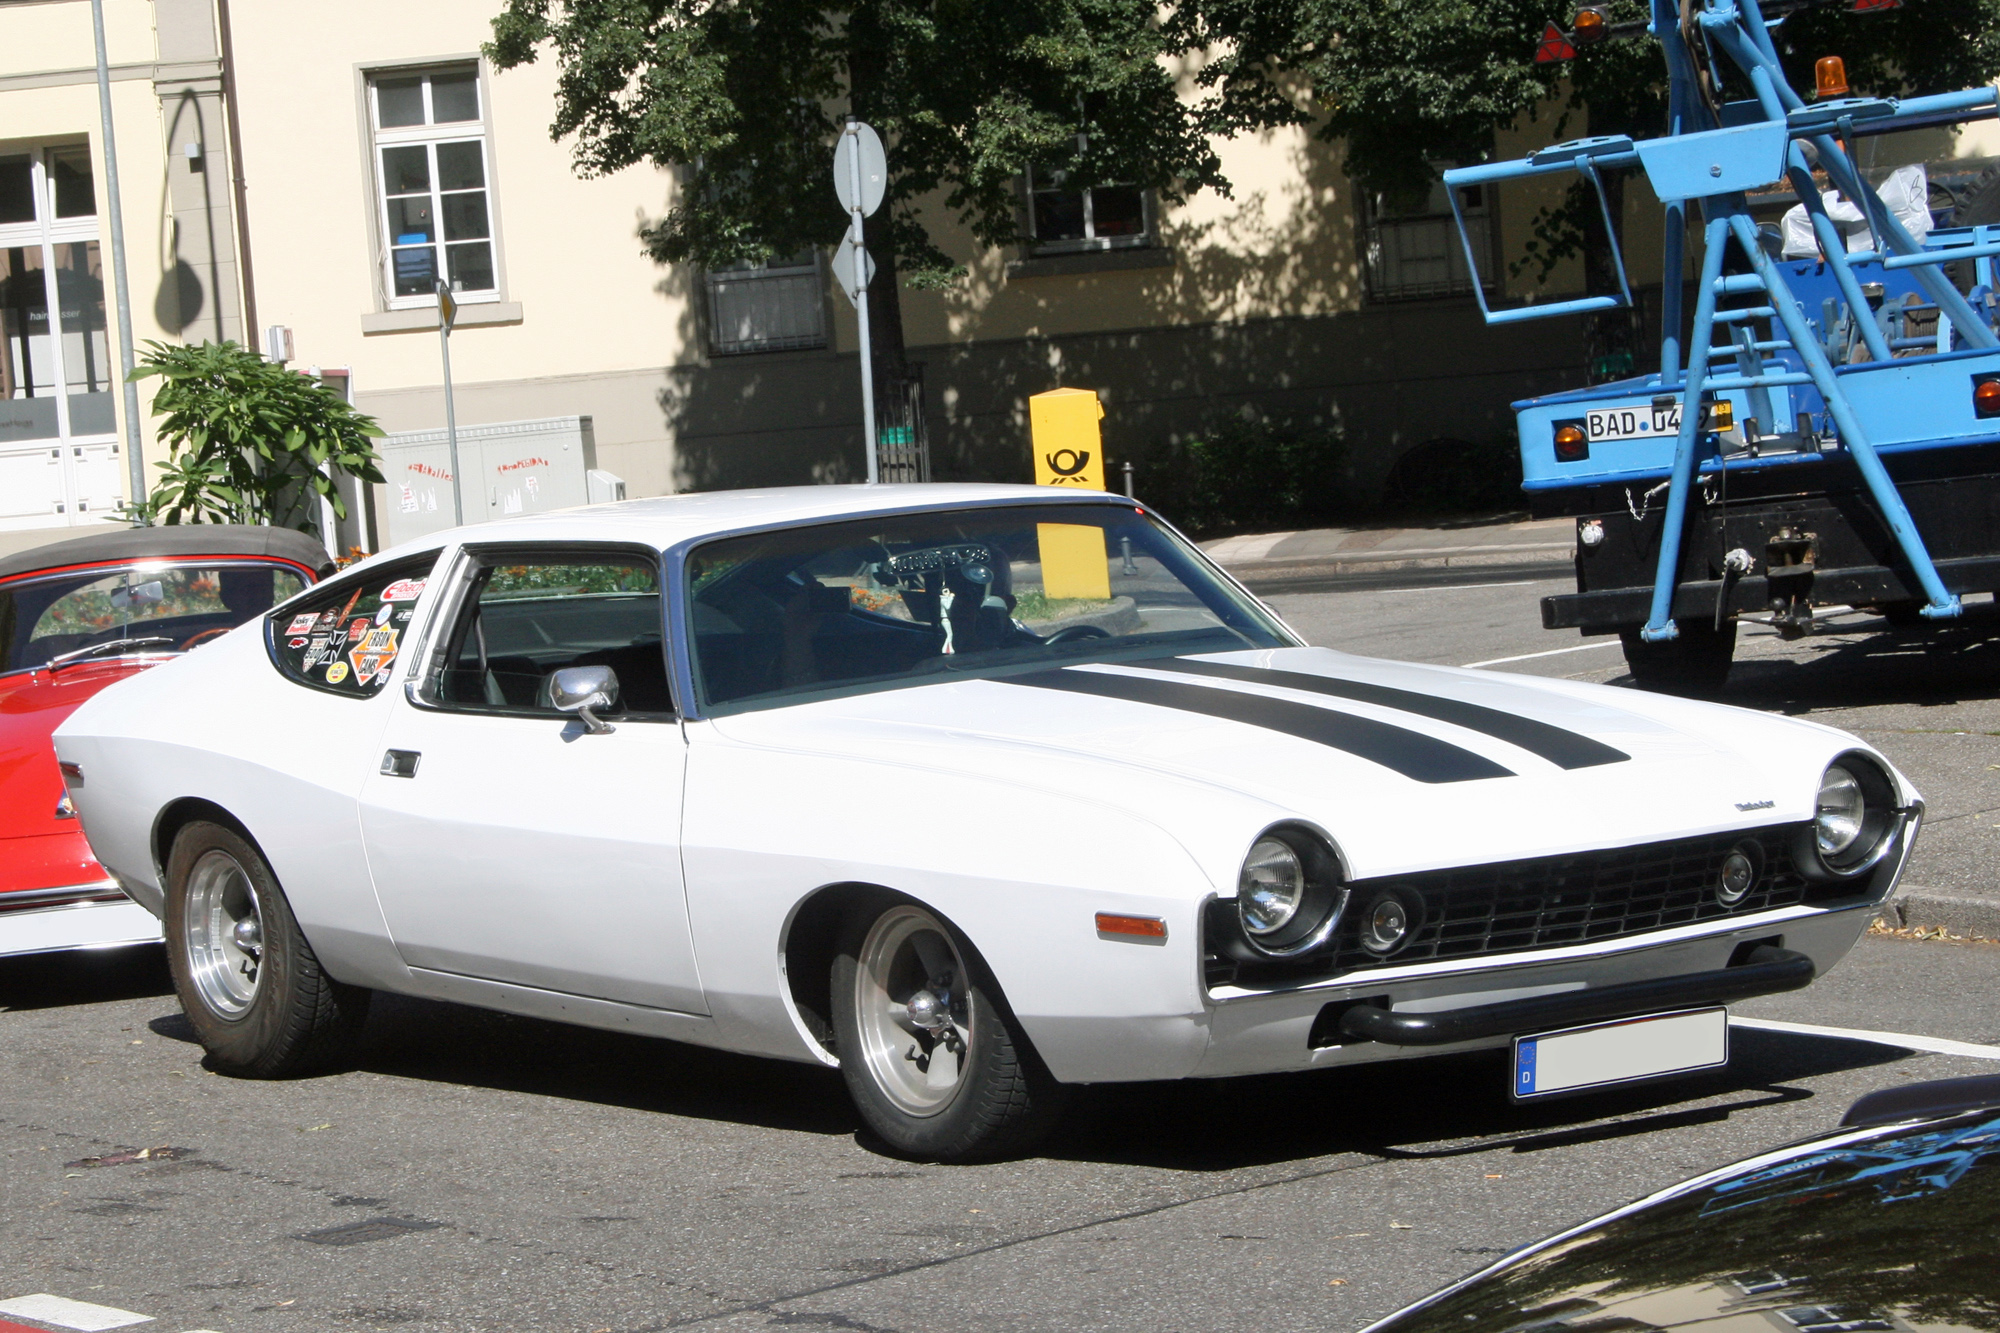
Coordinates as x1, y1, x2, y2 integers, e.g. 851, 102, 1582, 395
1453, 0, 2000, 693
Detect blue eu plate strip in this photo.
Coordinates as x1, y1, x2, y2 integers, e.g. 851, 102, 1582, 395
1516, 1039, 1538, 1096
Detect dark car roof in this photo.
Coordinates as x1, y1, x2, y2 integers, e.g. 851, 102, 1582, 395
0, 524, 337, 583
1364, 1099, 2000, 1333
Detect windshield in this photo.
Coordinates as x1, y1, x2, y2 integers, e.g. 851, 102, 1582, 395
686, 502, 1296, 715
0, 560, 310, 674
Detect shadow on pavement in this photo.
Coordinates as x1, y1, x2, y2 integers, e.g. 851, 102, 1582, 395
1691, 602, 2000, 715
149, 988, 860, 1140
142, 978, 1910, 1168
1039, 1025, 1906, 1171
0, 944, 170, 1012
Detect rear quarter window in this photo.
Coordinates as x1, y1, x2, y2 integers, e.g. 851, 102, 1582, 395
266, 554, 440, 697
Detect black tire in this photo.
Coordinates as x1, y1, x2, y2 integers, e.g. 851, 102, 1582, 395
163, 821, 369, 1077
1618, 620, 1737, 698
831, 893, 1069, 1162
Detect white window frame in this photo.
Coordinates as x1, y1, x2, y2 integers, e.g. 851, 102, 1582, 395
0, 142, 121, 527
366, 63, 503, 312
704, 252, 828, 356
1024, 162, 1154, 256
1363, 175, 1495, 302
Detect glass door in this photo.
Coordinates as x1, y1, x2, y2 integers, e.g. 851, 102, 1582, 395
0, 145, 120, 531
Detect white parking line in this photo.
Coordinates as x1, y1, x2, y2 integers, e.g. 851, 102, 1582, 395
1461, 641, 1624, 669
0, 1294, 153, 1329
1403, 580, 1544, 593
1731, 1016, 2000, 1060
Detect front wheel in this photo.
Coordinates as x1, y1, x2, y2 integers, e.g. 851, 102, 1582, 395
831, 896, 1067, 1162
1618, 620, 1737, 698
164, 821, 369, 1077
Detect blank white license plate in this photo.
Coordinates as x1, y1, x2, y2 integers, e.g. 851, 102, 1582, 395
1586, 402, 1681, 443
1512, 1007, 1728, 1099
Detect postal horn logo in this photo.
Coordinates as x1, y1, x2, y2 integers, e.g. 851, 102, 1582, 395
1045, 449, 1091, 477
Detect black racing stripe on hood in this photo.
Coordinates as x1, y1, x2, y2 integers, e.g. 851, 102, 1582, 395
1136, 658, 1630, 770
1006, 669, 1514, 784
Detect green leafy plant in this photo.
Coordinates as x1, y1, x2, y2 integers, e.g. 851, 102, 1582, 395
1146, 413, 1349, 538
124, 340, 385, 534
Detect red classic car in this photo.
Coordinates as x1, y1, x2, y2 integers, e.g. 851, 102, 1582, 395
1, 524, 332, 959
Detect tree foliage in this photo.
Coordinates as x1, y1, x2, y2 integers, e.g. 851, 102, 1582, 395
484, 0, 1303, 300
127, 340, 386, 534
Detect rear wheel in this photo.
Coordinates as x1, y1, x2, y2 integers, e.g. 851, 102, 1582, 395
164, 821, 368, 1077
1618, 620, 1737, 698
831, 895, 1067, 1162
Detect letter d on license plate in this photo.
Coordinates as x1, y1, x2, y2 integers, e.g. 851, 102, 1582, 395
1512, 1007, 1728, 1099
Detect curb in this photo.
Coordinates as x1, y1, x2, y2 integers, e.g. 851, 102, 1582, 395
1874, 886, 2000, 941
1212, 543, 1574, 585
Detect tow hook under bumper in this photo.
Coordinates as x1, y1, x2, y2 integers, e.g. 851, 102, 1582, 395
1324, 944, 1815, 1048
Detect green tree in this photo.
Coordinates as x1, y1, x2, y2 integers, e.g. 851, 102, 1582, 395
126, 340, 386, 535
483, 0, 1305, 367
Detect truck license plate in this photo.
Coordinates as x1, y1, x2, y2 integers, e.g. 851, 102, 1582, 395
1511, 1007, 1728, 1099
1586, 402, 1681, 443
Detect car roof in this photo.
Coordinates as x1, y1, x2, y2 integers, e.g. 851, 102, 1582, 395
0, 523, 337, 583
369, 484, 1136, 562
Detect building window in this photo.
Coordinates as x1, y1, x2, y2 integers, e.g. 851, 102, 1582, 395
368, 65, 498, 309
705, 252, 826, 356
1026, 165, 1150, 255
0, 143, 122, 528
1363, 178, 1494, 301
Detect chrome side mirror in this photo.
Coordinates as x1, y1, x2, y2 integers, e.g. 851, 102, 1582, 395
548, 665, 620, 734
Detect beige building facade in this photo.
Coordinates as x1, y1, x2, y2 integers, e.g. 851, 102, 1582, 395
9, 0, 1992, 559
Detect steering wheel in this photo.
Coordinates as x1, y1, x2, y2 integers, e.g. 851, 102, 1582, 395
180, 628, 232, 649
1043, 624, 1112, 647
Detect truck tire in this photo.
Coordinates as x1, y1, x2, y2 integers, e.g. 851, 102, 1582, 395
1618, 621, 1736, 698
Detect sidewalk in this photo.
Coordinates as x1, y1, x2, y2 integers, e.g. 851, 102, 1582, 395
1201, 514, 1574, 586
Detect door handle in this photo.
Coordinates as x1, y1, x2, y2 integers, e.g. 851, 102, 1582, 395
380, 749, 421, 778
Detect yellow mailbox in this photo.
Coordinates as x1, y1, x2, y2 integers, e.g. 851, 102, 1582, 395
1029, 387, 1111, 599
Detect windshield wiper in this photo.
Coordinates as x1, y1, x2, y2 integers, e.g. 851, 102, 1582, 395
47, 636, 178, 670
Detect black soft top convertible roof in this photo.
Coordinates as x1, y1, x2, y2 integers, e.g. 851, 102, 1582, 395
0, 524, 337, 584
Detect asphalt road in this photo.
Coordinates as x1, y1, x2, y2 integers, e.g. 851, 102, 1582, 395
3, 577, 1997, 1333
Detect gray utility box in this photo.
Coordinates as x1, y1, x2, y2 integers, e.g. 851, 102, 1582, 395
376, 415, 625, 548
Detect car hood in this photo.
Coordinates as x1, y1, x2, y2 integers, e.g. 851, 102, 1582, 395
705, 646, 1895, 883
0, 661, 150, 841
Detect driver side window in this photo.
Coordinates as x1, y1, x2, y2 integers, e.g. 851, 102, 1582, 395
433, 551, 673, 717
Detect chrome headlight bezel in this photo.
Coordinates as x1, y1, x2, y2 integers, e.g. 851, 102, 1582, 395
1794, 752, 1905, 884
1234, 825, 1348, 958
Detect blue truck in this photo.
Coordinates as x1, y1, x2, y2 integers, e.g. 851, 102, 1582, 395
1448, 0, 2000, 693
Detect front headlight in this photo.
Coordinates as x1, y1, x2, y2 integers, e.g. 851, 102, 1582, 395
1240, 838, 1305, 938
1815, 766, 1866, 858
1233, 826, 1347, 957
1797, 753, 1902, 882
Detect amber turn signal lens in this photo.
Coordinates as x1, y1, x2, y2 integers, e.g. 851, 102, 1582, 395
1095, 912, 1167, 939
1553, 423, 1589, 463
1975, 378, 2000, 419
1815, 56, 1849, 98
1572, 6, 1609, 44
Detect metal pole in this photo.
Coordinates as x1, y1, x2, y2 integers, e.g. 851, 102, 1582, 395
91, 0, 147, 521
847, 121, 878, 483
438, 303, 463, 526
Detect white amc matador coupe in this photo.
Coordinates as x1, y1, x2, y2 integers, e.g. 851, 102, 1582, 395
55, 486, 1920, 1160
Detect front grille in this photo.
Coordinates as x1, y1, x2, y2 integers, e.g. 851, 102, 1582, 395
1207, 824, 1830, 991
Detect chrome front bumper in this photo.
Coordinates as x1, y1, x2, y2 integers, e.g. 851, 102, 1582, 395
1193, 898, 1876, 1078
